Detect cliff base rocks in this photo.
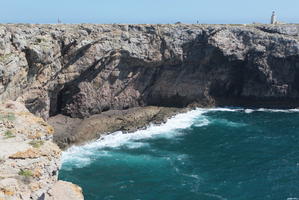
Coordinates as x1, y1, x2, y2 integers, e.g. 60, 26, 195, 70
49, 106, 184, 149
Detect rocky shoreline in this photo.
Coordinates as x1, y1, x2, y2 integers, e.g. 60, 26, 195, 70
0, 101, 187, 199
1, 23, 299, 199
49, 106, 186, 149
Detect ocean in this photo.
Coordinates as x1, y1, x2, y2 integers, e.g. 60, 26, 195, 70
59, 108, 299, 200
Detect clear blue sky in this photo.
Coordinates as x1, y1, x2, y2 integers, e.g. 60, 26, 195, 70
1, 0, 298, 24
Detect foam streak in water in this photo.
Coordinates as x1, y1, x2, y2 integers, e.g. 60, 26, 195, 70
62, 109, 209, 167
61, 107, 299, 168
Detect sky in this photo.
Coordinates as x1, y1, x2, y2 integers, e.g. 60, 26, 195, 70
0, 0, 298, 24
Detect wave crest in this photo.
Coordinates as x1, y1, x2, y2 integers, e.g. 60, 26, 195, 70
61, 109, 209, 168
61, 107, 299, 169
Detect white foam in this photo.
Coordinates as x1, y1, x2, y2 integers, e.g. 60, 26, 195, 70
208, 108, 243, 112
61, 149, 111, 170
244, 109, 254, 114
61, 106, 299, 168
193, 117, 210, 127
203, 193, 228, 200
208, 107, 299, 113
209, 107, 299, 113
256, 108, 299, 113
62, 108, 209, 167
125, 142, 149, 149
213, 119, 246, 127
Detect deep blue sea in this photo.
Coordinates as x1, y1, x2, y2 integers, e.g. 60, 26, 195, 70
59, 108, 299, 200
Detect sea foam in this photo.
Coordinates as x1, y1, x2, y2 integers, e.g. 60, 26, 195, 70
61, 107, 299, 169
61, 108, 209, 168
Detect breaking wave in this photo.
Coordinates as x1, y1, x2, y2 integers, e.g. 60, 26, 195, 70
61, 107, 299, 169
62, 108, 209, 168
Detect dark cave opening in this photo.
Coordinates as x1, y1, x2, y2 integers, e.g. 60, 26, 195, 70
49, 87, 66, 117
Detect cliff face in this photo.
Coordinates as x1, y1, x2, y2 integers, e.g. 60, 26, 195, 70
0, 101, 83, 200
1, 23, 299, 199
1, 24, 299, 119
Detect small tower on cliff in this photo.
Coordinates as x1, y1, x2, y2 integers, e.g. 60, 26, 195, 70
271, 11, 277, 24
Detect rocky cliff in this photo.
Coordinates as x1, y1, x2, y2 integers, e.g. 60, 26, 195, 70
0, 101, 84, 200
1, 23, 299, 199
1, 24, 299, 120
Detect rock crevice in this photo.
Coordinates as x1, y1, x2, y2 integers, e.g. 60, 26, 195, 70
1, 23, 299, 199
2, 24, 299, 119
0, 101, 84, 200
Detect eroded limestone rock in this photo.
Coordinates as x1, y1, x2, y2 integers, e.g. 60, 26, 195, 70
0, 24, 299, 119
0, 101, 83, 200
49, 106, 183, 149
45, 181, 84, 200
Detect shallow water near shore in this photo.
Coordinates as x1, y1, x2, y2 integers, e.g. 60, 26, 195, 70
59, 108, 299, 200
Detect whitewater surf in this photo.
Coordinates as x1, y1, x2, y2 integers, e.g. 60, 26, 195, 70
60, 108, 299, 200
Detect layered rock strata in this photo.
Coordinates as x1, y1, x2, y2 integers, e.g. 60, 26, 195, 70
1, 24, 299, 120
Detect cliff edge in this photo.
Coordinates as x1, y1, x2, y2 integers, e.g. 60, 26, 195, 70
0, 101, 83, 200
1, 24, 299, 120
1, 23, 299, 199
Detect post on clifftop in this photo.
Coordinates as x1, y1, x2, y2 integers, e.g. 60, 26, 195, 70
271, 11, 277, 24
57, 17, 61, 24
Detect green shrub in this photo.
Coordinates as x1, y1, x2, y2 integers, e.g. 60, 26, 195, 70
0, 113, 16, 121
4, 130, 15, 139
6, 113, 16, 121
29, 140, 44, 148
0, 53, 12, 62
18, 169, 33, 177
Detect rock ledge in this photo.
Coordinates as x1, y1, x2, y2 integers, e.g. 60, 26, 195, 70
0, 101, 83, 200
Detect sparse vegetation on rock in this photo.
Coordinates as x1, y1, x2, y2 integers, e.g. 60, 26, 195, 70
0, 101, 83, 200
29, 140, 44, 148
3, 130, 15, 139
18, 169, 33, 177
0, 113, 16, 121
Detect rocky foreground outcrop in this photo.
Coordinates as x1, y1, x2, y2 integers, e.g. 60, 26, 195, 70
0, 101, 83, 200
1, 24, 299, 120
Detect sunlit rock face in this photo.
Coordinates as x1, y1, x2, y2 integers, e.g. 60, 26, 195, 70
1, 24, 299, 119
0, 101, 80, 199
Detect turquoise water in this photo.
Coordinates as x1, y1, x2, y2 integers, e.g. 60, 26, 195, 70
59, 108, 299, 200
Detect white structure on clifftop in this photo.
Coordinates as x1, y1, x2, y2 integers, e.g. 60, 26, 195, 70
271, 11, 277, 24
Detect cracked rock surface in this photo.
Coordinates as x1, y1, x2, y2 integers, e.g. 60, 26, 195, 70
1, 24, 299, 119
1, 23, 299, 199
0, 101, 83, 200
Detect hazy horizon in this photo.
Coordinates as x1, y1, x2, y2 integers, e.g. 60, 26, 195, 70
1, 0, 298, 24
